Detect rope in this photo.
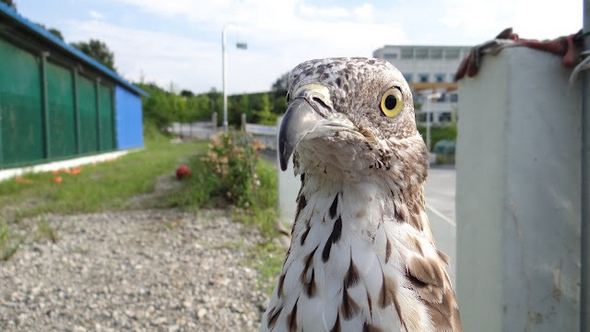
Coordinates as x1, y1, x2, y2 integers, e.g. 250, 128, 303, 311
570, 51, 590, 84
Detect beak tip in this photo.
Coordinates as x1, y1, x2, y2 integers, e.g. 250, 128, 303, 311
278, 140, 292, 172
280, 160, 288, 171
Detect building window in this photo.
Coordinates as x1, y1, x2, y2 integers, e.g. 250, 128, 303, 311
403, 73, 413, 83
415, 49, 428, 59
450, 94, 458, 102
450, 73, 455, 81
444, 49, 460, 59
383, 53, 398, 60
435, 73, 446, 82
430, 49, 443, 59
401, 49, 413, 59
460, 48, 471, 58
418, 73, 429, 83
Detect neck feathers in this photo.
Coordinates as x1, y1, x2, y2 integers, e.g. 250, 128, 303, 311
260, 138, 461, 332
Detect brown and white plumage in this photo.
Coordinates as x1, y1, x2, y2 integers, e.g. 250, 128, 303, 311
261, 58, 462, 332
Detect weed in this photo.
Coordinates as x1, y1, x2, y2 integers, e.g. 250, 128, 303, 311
37, 217, 58, 243
0, 222, 21, 261
232, 158, 279, 236
164, 219, 184, 230
244, 240, 285, 294
214, 240, 246, 250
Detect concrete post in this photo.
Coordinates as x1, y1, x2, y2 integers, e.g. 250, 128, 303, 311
212, 112, 218, 131
456, 48, 582, 331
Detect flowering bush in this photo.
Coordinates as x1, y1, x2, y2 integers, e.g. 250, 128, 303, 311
170, 131, 278, 237
200, 132, 265, 208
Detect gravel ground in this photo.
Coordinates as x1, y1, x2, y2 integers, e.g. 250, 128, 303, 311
0, 209, 271, 331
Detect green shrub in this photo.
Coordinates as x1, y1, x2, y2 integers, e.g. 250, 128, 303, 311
205, 132, 263, 208
171, 131, 280, 237
417, 124, 457, 152
0, 222, 20, 261
173, 131, 266, 209
235, 159, 278, 237
143, 118, 170, 142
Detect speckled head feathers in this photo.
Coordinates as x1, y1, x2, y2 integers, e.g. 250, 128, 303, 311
287, 57, 417, 140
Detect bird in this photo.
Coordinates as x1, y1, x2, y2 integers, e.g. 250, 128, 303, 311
260, 57, 462, 332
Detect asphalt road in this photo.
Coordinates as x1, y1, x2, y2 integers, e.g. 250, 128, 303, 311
424, 166, 456, 222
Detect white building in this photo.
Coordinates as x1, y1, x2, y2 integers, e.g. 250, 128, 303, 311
373, 45, 471, 124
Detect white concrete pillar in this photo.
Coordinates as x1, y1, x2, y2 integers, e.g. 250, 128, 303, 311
456, 48, 582, 331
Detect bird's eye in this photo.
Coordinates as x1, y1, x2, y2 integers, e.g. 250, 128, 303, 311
379, 88, 403, 118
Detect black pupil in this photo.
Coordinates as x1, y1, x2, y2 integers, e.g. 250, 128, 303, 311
385, 95, 397, 110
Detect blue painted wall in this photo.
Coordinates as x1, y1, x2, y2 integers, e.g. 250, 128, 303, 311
115, 86, 144, 149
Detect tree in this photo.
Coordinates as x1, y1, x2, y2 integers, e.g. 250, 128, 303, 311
48, 28, 64, 40
180, 89, 195, 98
237, 93, 250, 120
254, 93, 278, 125
271, 72, 289, 115
271, 72, 289, 97
36, 23, 64, 41
71, 39, 116, 72
272, 95, 288, 115
0, 0, 16, 10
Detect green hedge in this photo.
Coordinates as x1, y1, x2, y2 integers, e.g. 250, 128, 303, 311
417, 124, 457, 152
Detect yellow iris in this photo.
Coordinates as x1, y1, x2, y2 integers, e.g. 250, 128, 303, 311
379, 88, 403, 118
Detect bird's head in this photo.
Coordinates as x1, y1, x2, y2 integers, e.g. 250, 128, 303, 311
279, 57, 426, 177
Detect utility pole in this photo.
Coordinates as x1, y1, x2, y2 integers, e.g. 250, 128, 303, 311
221, 24, 247, 132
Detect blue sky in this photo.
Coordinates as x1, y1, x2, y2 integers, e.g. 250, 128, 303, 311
15, 0, 582, 94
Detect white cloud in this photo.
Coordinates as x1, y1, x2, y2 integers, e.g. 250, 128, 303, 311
89, 10, 103, 20
53, 0, 579, 96
63, 20, 223, 93
110, 0, 300, 28
353, 3, 374, 22
299, 4, 350, 20
60, 0, 407, 94
439, 0, 581, 41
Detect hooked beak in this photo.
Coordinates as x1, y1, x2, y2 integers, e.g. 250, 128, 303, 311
278, 85, 356, 171
278, 97, 324, 171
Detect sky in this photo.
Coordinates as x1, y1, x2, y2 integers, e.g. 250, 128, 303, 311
14, 0, 582, 95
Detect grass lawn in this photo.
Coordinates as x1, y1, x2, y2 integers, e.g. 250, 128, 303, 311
0, 140, 207, 222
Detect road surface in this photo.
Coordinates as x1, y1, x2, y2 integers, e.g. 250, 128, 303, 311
424, 166, 456, 222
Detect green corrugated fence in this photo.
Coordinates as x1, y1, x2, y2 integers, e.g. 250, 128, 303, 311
0, 38, 116, 169
47, 61, 76, 159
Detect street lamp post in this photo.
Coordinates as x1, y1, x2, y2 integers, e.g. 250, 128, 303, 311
425, 92, 441, 152
221, 24, 247, 132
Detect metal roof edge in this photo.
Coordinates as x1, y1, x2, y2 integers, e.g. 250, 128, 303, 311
0, 3, 149, 98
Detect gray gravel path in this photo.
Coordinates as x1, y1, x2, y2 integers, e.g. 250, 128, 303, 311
0, 209, 269, 331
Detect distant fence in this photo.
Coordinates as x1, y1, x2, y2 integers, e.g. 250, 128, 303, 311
241, 113, 278, 150
167, 113, 218, 140
167, 112, 280, 150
